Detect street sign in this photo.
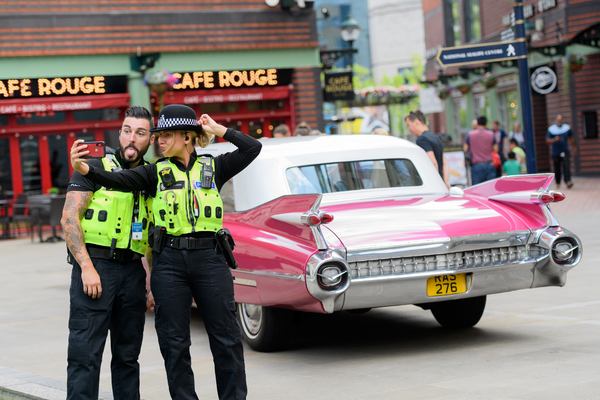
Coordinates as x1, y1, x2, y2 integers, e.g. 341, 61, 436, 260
320, 48, 358, 69
436, 40, 527, 67
323, 71, 354, 102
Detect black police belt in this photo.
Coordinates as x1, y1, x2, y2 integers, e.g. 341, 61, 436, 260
166, 235, 217, 250
86, 245, 142, 262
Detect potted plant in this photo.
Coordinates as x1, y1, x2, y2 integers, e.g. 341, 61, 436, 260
565, 54, 586, 73
144, 71, 179, 110
479, 72, 499, 89
453, 78, 471, 94
436, 85, 452, 100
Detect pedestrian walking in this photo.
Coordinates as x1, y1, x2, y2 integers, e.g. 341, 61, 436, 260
293, 121, 311, 136
69, 104, 261, 400
405, 110, 450, 188
464, 116, 498, 185
503, 151, 521, 176
508, 138, 527, 173
272, 124, 291, 138
508, 122, 526, 151
492, 120, 507, 177
61, 106, 156, 400
546, 114, 576, 189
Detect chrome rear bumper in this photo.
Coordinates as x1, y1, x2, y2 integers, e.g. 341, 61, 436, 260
320, 227, 582, 312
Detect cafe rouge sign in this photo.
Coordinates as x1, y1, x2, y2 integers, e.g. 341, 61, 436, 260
0, 75, 127, 99
171, 68, 293, 91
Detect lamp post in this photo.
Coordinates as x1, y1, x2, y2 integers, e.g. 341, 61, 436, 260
340, 14, 361, 70
514, 2, 537, 173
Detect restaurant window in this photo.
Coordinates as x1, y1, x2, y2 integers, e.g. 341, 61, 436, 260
452, 97, 469, 142
0, 114, 8, 126
201, 102, 240, 114
473, 93, 490, 122
464, 0, 481, 42
444, 0, 462, 46
74, 108, 121, 122
248, 120, 263, 139
16, 111, 66, 125
269, 119, 287, 136
47, 135, 68, 190
76, 133, 96, 142
19, 136, 41, 193
285, 159, 423, 194
104, 130, 120, 151
247, 100, 285, 112
498, 90, 519, 133
0, 138, 13, 199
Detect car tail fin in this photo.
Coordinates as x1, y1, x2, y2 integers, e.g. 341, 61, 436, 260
465, 173, 563, 227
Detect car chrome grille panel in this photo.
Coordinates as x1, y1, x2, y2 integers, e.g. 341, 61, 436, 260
349, 245, 548, 279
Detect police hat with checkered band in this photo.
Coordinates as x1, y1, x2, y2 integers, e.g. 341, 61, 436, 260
150, 104, 203, 134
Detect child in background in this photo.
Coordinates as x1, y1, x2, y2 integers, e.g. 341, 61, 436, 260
503, 151, 522, 176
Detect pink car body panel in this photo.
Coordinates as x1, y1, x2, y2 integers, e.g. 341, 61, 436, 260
225, 174, 560, 313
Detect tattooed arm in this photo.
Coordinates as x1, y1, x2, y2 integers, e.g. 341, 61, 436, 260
61, 191, 102, 299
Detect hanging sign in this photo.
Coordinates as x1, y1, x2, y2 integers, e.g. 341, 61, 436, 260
437, 40, 527, 67
530, 65, 557, 95
0, 75, 127, 99
323, 71, 354, 102
171, 68, 293, 91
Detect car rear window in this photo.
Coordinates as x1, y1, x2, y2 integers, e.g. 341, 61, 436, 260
285, 159, 423, 194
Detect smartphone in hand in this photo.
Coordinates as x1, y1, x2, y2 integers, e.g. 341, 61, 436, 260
82, 141, 106, 158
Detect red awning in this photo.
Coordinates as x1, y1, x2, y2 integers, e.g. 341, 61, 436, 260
0, 93, 130, 115
163, 86, 290, 106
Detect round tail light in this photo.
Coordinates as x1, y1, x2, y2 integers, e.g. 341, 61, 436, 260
552, 239, 579, 265
316, 263, 348, 290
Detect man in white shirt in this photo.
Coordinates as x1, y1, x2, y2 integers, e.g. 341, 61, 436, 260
508, 122, 526, 151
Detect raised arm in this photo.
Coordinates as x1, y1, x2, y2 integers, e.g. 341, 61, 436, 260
70, 139, 157, 193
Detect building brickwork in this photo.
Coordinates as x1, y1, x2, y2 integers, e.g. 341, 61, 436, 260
422, 0, 600, 175
0, 10, 317, 57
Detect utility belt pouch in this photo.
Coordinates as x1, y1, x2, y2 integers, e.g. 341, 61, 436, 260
215, 228, 238, 269
153, 226, 167, 253
66, 248, 74, 265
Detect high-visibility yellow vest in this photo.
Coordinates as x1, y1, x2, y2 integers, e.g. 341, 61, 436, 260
154, 156, 223, 235
81, 153, 153, 254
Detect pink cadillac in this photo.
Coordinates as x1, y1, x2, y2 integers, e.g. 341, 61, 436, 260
203, 134, 582, 352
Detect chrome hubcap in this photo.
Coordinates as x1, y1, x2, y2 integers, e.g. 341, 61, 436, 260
239, 303, 262, 338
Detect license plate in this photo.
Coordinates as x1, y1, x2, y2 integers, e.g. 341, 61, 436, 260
427, 273, 468, 296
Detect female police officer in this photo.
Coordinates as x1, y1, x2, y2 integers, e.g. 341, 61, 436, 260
70, 104, 261, 400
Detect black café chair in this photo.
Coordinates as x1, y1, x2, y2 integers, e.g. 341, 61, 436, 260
47, 195, 66, 242
28, 194, 51, 242
12, 194, 34, 242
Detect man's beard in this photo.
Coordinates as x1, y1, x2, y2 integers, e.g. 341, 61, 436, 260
120, 144, 147, 165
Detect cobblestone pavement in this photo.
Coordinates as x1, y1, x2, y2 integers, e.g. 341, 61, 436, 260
548, 176, 600, 214
0, 176, 598, 400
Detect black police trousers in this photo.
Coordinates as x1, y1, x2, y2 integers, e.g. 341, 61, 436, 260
151, 246, 247, 400
67, 257, 146, 400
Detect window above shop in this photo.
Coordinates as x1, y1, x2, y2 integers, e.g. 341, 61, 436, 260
73, 108, 121, 122
16, 111, 66, 125
201, 102, 240, 114
444, 0, 462, 47
247, 100, 285, 112
464, 0, 481, 42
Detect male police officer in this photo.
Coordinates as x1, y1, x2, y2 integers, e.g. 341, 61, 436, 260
61, 106, 155, 400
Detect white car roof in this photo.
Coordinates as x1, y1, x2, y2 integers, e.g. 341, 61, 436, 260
201, 134, 448, 211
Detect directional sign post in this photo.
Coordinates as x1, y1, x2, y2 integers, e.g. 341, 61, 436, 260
436, 40, 527, 68
436, 1, 537, 173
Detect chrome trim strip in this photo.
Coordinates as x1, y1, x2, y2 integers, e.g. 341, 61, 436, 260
346, 230, 531, 262
233, 278, 257, 287
349, 258, 544, 285
234, 268, 305, 281
306, 250, 350, 313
